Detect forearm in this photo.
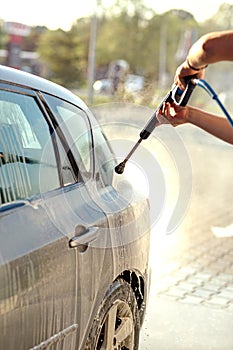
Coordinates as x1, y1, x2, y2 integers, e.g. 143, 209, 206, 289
187, 30, 233, 69
187, 106, 233, 145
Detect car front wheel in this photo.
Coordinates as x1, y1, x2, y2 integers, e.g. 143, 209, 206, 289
85, 278, 140, 350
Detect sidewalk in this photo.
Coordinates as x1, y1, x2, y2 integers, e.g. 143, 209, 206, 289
140, 297, 233, 350
139, 127, 233, 350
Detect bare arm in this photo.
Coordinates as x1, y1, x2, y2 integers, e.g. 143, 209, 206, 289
161, 103, 233, 145
188, 30, 233, 66
187, 106, 233, 145
175, 30, 233, 89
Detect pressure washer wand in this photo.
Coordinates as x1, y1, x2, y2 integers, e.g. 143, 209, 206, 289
115, 80, 196, 174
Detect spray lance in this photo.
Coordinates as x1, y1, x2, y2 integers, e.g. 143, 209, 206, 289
115, 78, 233, 175
115, 79, 196, 174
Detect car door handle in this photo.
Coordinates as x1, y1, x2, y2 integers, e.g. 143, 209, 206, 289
69, 226, 99, 249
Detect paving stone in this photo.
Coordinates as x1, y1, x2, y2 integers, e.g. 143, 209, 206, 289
180, 295, 203, 305
186, 276, 204, 286
205, 296, 230, 307
226, 302, 233, 312
217, 273, 233, 283
154, 275, 182, 290
214, 262, 232, 271
191, 288, 214, 300
194, 272, 213, 281
177, 266, 198, 275
157, 293, 178, 302
176, 281, 197, 292
225, 284, 233, 292
223, 266, 233, 274
165, 287, 187, 299
208, 278, 227, 287
217, 290, 233, 300
201, 281, 223, 293
220, 256, 233, 264
207, 262, 226, 272
157, 261, 181, 275
169, 272, 190, 282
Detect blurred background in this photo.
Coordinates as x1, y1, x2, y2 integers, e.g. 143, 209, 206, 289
1, 2, 233, 349
1, 0, 233, 110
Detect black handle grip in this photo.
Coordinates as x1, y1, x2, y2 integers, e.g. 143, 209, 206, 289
171, 80, 196, 106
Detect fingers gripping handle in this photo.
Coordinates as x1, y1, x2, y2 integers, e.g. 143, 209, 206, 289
140, 80, 196, 140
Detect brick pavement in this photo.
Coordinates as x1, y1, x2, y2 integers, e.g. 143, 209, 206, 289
149, 134, 233, 312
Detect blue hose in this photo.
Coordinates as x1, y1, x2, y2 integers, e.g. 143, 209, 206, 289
192, 78, 233, 128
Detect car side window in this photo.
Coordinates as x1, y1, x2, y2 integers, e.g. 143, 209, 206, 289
56, 136, 76, 186
92, 126, 116, 187
0, 90, 60, 205
42, 94, 92, 181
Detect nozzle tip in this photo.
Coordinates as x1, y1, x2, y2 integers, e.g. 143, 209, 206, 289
115, 161, 126, 174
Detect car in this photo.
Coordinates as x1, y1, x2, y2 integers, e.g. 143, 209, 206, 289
0, 65, 151, 350
124, 74, 144, 94
93, 78, 113, 93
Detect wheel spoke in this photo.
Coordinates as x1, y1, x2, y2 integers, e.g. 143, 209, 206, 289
102, 304, 118, 350
115, 316, 133, 343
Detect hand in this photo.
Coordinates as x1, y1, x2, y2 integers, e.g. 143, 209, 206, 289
160, 102, 189, 127
175, 60, 205, 90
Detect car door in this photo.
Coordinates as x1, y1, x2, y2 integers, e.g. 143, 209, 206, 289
0, 85, 108, 350
0, 85, 80, 350
40, 92, 113, 349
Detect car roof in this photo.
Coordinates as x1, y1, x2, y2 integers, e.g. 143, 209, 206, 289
0, 64, 88, 110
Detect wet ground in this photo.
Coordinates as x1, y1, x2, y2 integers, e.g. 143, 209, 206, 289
92, 103, 233, 350
139, 126, 233, 350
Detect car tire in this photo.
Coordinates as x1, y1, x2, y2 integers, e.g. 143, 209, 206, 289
84, 278, 140, 350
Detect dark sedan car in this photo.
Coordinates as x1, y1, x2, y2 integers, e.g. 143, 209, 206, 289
0, 65, 150, 350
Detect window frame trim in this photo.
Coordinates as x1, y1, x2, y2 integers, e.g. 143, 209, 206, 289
40, 92, 94, 183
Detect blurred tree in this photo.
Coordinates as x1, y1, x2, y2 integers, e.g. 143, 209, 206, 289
33, 1, 233, 88
215, 2, 233, 28
22, 26, 47, 51
200, 3, 233, 32
96, 6, 198, 84
105, 0, 153, 19
139, 13, 163, 79
198, 3, 233, 92
96, 1, 151, 74
38, 24, 87, 87
162, 10, 198, 77
0, 19, 8, 50
70, 17, 91, 69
